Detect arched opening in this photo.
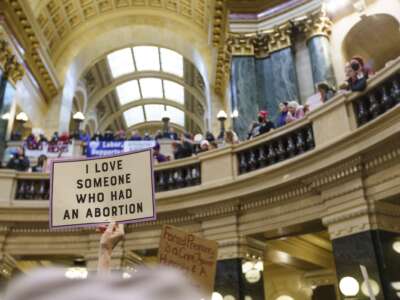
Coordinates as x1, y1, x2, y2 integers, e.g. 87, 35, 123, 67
343, 14, 400, 71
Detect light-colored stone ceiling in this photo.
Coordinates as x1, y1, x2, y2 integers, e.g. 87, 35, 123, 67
30, 0, 211, 55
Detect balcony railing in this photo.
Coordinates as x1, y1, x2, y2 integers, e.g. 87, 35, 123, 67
13, 163, 202, 200
15, 179, 49, 200
236, 123, 315, 174
6, 57, 400, 202
155, 163, 201, 192
354, 71, 400, 126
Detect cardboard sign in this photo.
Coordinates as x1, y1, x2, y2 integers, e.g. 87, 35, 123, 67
49, 149, 156, 228
158, 225, 218, 296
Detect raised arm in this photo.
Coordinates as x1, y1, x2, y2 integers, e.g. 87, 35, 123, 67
98, 221, 125, 274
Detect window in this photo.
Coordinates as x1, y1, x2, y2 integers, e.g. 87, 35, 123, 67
124, 106, 145, 127
116, 80, 141, 105
160, 48, 183, 77
133, 46, 160, 71
144, 104, 165, 121
166, 106, 184, 126
139, 78, 163, 99
163, 80, 184, 104
107, 48, 135, 78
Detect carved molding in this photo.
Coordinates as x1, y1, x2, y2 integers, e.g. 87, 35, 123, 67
262, 22, 293, 54
297, 11, 332, 41
212, 0, 230, 95
0, 39, 25, 83
228, 22, 294, 58
228, 32, 256, 56
4, 0, 58, 97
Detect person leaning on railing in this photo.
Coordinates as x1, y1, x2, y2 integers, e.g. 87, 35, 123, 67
344, 56, 375, 92
3, 222, 204, 300
6, 146, 30, 172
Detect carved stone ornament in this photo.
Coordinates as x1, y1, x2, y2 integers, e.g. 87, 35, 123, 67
0, 39, 25, 83
299, 11, 333, 41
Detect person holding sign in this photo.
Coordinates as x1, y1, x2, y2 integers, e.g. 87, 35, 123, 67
50, 149, 156, 228
3, 222, 205, 300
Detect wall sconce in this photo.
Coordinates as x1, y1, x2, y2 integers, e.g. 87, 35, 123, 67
392, 241, 400, 254
217, 110, 227, 140
339, 276, 360, 297
64, 267, 88, 279
161, 110, 171, 134
16, 112, 28, 123
231, 109, 239, 119
242, 258, 263, 283
72, 111, 85, 121
1, 112, 11, 120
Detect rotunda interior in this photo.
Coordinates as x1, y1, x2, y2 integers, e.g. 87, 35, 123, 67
0, 0, 400, 299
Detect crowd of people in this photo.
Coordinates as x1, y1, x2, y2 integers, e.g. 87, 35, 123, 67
3, 56, 375, 171
246, 56, 374, 139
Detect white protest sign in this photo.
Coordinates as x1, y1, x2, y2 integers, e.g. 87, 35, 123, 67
49, 149, 156, 228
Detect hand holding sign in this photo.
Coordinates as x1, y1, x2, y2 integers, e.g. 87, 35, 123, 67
100, 221, 125, 252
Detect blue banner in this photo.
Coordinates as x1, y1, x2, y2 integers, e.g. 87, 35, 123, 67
86, 141, 155, 157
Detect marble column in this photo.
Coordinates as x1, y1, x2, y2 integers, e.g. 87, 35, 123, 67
332, 230, 400, 300
230, 56, 259, 140
214, 258, 265, 300
307, 36, 336, 89
0, 72, 14, 159
255, 57, 278, 121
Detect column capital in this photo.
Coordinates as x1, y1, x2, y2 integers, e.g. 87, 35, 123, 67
262, 22, 293, 53
299, 11, 333, 41
0, 39, 25, 84
228, 33, 256, 56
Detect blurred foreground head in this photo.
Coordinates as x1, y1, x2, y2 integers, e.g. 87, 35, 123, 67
4, 267, 204, 300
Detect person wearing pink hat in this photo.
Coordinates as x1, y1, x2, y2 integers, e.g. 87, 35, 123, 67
247, 110, 275, 139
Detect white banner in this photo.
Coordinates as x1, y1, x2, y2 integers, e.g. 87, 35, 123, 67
24, 143, 74, 158
49, 149, 156, 228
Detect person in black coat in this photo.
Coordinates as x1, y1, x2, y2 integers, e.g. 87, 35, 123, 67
6, 147, 30, 172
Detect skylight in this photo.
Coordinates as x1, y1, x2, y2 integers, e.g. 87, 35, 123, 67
107, 48, 135, 78
163, 80, 184, 104
166, 106, 185, 126
139, 78, 163, 99
160, 48, 184, 77
133, 46, 160, 71
144, 104, 166, 121
116, 80, 141, 105
123, 106, 145, 127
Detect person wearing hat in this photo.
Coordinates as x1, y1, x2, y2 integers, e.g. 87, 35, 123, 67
247, 110, 275, 139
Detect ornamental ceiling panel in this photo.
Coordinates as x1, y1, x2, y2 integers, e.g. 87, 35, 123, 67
33, 0, 211, 54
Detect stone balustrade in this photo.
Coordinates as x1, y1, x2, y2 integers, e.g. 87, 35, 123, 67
1, 57, 400, 204
354, 71, 400, 126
